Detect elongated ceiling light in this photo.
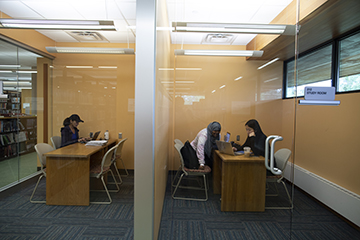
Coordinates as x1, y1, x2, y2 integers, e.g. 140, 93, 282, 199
0, 19, 116, 30
173, 22, 296, 35
175, 49, 263, 57
46, 47, 134, 54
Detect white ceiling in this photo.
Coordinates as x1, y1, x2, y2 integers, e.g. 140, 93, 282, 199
0, 0, 292, 45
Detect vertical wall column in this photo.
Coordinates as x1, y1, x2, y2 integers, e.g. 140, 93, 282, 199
134, 0, 156, 239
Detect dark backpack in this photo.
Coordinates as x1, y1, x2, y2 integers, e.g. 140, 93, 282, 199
180, 140, 199, 169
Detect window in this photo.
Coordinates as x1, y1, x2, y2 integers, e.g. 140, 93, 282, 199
285, 44, 332, 98
338, 32, 360, 92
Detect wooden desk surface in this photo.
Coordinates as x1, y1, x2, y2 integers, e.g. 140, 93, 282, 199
45, 139, 116, 158
215, 150, 265, 162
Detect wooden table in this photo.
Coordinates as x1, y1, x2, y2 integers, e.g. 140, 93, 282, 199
44, 139, 116, 206
213, 150, 266, 212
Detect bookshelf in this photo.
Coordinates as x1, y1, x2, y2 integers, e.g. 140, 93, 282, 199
0, 116, 37, 161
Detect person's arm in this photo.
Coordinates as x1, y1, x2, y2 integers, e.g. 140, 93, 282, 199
196, 135, 206, 166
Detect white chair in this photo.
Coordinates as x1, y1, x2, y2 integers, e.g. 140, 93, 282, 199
30, 143, 54, 203
265, 148, 293, 209
112, 138, 129, 178
174, 139, 184, 147
108, 138, 128, 186
50, 136, 61, 149
90, 145, 120, 204
172, 143, 211, 201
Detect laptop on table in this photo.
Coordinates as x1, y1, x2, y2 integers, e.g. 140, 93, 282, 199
216, 140, 244, 156
80, 131, 101, 144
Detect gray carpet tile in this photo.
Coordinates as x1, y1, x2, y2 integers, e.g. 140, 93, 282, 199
159, 173, 360, 240
0, 173, 134, 240
1, 171, 359, 240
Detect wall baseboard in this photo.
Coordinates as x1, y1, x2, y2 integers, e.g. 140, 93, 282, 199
283, 163, 360, 227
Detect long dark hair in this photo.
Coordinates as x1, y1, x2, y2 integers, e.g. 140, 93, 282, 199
63, 117, 70, 127
245, 119, 264, 135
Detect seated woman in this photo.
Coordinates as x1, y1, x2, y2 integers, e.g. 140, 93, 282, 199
232, 119, 267, 157
60, 114, 90, 147
191, 121, 221, 170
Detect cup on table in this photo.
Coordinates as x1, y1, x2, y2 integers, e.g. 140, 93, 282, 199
244, 147, 251, 157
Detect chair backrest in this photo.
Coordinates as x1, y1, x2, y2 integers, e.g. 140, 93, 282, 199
101, 145, 118, 173
174, 139, 184, 147
50, 136, 61, 149
34, 143, 55, 170
274, 148, 292, 172
114, 138, 128, 158
174, 143, 185, 170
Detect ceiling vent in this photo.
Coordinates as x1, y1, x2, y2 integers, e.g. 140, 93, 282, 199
202, 34, 236, 45
66, 31, 109, 42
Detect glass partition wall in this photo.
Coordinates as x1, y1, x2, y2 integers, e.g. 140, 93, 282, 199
165, 0, 298, 238
0, 40, 41, 190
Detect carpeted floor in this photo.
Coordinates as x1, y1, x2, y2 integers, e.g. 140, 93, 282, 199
0, 171, 359, 239
158, 173, 360, 240
0, 171, 134, 240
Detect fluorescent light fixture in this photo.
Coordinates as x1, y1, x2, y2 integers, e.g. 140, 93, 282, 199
219, 85, 226, 89
212, 90, 216, 93
175, 49, 263, 57
0, 19, 116, 30
66, 66, 93, 69
98, 66, 118, 69
298, 100, 340, 106
46, 47, 134, 54
173, 22, 296, 35
0, 65, 20, 68
16, 70, 37, 74
264, 77, 279, 83
235, 76, 243, 81
258, 58, 280, 69
0, 70, 12, 73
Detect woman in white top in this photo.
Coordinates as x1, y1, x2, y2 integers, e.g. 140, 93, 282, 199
191, 121, 221, 169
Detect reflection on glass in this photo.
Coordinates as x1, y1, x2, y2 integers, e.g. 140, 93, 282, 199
339, 31, 360, 92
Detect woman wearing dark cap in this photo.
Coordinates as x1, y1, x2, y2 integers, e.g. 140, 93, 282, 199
232, 119, 267, 157
60, 114, 89, 147
191, 121, 221, 170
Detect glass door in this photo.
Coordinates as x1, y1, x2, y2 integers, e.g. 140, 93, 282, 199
0, 40, 41, 190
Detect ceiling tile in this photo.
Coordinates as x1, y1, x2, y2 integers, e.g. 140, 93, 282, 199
0, 1, 43, 18
23, 1, 84, 19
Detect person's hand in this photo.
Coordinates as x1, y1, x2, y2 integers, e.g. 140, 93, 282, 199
232, 147, 237, 151
85, 137, 92, 140
249, 132, 255, 137
199, 165, 205, 170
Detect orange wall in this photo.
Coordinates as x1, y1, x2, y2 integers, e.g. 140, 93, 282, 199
50, 43, 135, 169
294, 93, 360, 195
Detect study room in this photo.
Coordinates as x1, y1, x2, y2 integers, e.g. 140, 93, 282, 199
0, 0, 359, 239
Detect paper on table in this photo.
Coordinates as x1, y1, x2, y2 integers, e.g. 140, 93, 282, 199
85, 140, 107, 146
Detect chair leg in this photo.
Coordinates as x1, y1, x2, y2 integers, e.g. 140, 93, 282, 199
266, 181, 280, 196
171, 167, 182, 187
30, 175, 46, 204
108, 170, 120, 193
108, 162, 123, 185
119, 157, 129, 177
90, 175, 112, 205
172, 173, 208, 202
265, 180, 293, 210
